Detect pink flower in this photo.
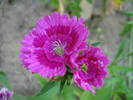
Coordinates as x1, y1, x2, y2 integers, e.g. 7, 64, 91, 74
20, 12, 88, 78
73, 46, 110, 93
0, 88, 13, 100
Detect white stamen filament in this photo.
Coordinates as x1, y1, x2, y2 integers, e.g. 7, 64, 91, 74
51, 40, 66, 55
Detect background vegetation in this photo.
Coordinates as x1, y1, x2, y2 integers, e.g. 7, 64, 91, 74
0, 0, 133, 100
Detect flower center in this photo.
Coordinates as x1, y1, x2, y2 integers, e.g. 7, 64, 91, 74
52, 40, 66, 55
55, 47, 64, 55
81, 64, 88, 72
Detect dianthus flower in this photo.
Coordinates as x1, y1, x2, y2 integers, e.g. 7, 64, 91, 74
0, 88, 13, 100
72, 46, 110, 93
20, 12, 88, 78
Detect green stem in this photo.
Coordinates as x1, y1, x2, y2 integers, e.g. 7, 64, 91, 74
128, 26, 133, 87
58, 0, 64, 14
102, 0, 108, 14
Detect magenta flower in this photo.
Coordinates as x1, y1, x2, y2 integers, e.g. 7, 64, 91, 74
72, 46, 110, 93
0, 88, 13, 100
20, 12, 88, 78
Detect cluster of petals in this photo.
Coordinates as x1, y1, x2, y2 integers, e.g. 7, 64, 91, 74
20, 12, 88, 78
20, 12, 110, 93
0, 88, 13, 100
73, 46, 110, 93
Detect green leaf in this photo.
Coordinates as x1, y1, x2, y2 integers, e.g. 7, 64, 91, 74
127, 52, 133, 57
109, 64, 133, 75
62, 85, 75, 100
0, 71, 8, 86
73, 87, 83, 97
102, 0, 108, 13
87, 0, 93, 3
41, 0, 59, 10
123, 11, 133, 16
120, 22, 133, 35
29, 81, 60, 100
67, 0, 82, 16
80, 78, 113, 100
127, 94, 133, 100
114, 39, 127, 60
36, 81, 59, 96
116, 65, 133, 72
80, 91, 94, 100
112, 79, 127, 94
14, 95, 27, 100
59, 77, 67, 93
34, 74, 47, 86
93, 84, 112, 100
66, 74, 73, 85
91, 42, 101, 46
50, 0, 59, 9
113, 95, 121, 100
127, 20, 133, 25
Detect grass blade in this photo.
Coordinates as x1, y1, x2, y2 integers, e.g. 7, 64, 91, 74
36, 81, 58, 96
91, 42, 101, 46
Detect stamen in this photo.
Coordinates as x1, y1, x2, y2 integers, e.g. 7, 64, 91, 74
52, 40, 66, 55
56, 47, 64, 55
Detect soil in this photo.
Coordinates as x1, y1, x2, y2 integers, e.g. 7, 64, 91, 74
0, 0, 131, 96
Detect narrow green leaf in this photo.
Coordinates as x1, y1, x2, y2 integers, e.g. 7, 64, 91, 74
41, 0, 59, 10
115, 65, 133, 72
80, 91, 94, 100
34, 74, 47, 86
67, 0, 82, 16
129, 52, 133, 56
112, 79, 127, 94
87, 0, 93, 4
36, 81, 58, 96
114, 40, 127, 60
109, 64, 133, 75
62, 85, 75, 100
113, 95, 121, 100
66, 74, 73, 85
127, 20, 133, 25
91, 42, 101, 46
127, 52, 133, 57
0, 71, 8, 85
33, 81, 60, 100
0, 71, 6, 77
93, 84, 112, 100
13, 95, 27, 100
50, 0, 59, 9
120, 23, 132, 35
102, 0, 108, 13
123, 11, 133, 16
59, 78, 66, 93
127, 94, 133, 100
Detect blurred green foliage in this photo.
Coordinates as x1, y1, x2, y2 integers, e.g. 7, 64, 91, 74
87, 0, 94, 3
0, 71, 9, 88
66, 0, 82, 16
91, 42, 102, 46
30, 0, 133, 98
0, 0, 133, 100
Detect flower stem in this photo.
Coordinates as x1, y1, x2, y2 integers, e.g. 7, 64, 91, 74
58, 0, 64, 14
128, 26, 133, 87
